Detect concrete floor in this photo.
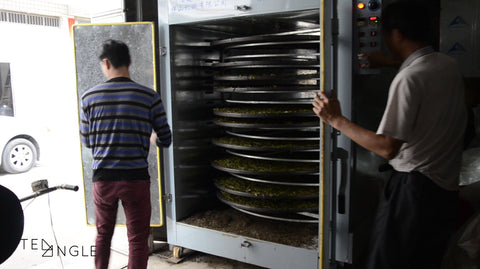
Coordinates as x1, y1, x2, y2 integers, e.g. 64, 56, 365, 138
0, 150, 264, 269
27, 243, 265, 269
148, 245, 265, 269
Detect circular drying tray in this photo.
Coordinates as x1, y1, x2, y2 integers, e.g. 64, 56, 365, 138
211, 157, 319, 176
214, 177, 319, 200
217, 191, 318, 214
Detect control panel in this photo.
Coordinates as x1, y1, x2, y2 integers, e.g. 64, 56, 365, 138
354, 0, 382, 74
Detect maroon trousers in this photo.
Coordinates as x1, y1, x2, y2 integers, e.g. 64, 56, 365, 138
93, 180, 151, 269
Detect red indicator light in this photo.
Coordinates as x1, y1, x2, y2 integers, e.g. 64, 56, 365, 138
357, 3, 366, 9
369, 16, 378, 21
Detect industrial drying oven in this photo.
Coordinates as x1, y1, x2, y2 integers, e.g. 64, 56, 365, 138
155, 0, 387, 268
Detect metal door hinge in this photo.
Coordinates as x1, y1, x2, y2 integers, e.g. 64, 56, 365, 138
163, 193, 172, 202
331, 129, 341, 139
160, 47, 167, 56
241, 241, 251, 248
235, 5, 251, 11
331, 18, 339, 36
331, 17, 339, 47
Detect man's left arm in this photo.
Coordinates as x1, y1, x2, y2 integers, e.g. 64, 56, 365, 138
79, 104, 92, 148
312, 91, 403, 160
151, 94, 172, 148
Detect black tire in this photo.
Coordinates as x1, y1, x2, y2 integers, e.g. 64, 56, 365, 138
1, 138, 37, 173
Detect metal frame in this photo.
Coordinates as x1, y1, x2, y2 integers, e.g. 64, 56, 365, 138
158, 1, 332, 268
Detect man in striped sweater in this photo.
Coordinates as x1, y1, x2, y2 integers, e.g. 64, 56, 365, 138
80, 39, 171, 269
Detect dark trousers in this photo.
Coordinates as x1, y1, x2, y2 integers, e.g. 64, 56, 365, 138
93, 180, 151, 269
367, 171, 458, 269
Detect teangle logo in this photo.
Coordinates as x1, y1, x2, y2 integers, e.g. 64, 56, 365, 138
19, 238, 95, 257
448, 16, 468, 28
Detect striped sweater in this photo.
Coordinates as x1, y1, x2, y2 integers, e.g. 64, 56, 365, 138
80, 77, 171, 179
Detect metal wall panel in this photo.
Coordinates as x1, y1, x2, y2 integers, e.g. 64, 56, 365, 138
440, 0, 480, 77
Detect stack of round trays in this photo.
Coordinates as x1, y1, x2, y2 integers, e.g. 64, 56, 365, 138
210, 28, 321, 223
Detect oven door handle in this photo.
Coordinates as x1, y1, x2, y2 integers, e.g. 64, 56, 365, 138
334, 147, 348, 214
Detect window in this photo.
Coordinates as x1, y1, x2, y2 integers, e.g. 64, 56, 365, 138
0, 10, 59, 28
0, 63, 14, 116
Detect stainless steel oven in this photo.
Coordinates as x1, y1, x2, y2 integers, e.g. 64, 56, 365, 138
156, 1, 387, 268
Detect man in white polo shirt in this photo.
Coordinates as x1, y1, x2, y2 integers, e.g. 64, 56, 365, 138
313, 1, 467, 268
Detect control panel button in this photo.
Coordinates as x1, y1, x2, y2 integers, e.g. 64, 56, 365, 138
355, 0, 382, 74
357, 18, 367, 27
368, 0, 380, 10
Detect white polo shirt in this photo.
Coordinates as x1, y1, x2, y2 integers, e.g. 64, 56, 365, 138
377, 47, 467, 190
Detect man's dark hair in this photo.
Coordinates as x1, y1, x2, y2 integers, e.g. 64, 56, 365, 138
98, 39, 131, 68
382, 1, 434, 45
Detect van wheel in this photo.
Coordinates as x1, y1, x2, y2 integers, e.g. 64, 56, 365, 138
1, 138, 37, 173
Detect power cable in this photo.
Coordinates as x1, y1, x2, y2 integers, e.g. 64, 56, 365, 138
47, 193, 64, 269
